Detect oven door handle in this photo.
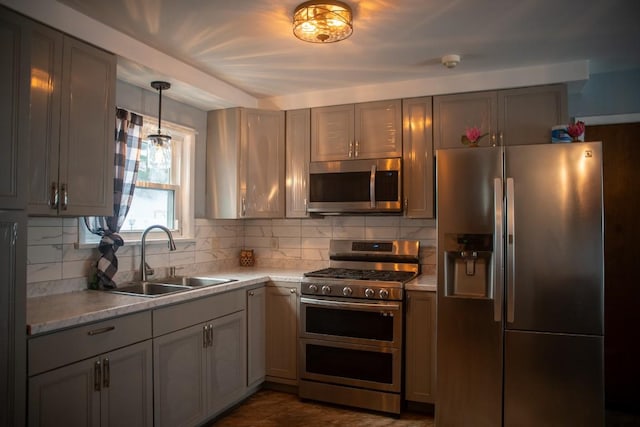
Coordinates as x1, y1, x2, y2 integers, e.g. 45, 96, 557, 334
300, 297, 400, 312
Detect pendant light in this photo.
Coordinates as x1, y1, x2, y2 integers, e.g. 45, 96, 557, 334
148, 81, 171, 144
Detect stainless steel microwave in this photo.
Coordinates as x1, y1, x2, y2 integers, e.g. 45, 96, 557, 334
308, 157, 402, 214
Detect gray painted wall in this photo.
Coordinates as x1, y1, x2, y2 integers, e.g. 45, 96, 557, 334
569, 68, 640, 119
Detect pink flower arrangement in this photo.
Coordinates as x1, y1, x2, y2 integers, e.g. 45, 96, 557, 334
566, 121, 585, 141
461, 126, 488, 146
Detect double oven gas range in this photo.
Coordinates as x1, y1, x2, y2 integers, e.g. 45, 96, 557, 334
298, 239, 420, 414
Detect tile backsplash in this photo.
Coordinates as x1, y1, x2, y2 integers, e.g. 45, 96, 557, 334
26, 216, 436, 297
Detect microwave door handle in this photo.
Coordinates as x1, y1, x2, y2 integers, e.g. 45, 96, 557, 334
370, 164, 376, 208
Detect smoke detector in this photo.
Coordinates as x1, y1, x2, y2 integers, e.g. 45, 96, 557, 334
442, 54, 461, 69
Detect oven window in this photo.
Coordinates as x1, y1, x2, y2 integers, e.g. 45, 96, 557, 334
306, 306, 394, 341
306, 344, 393, 384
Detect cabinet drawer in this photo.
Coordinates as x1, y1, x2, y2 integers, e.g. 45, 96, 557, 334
29, 311, 151, 376
153, 289, 245, 337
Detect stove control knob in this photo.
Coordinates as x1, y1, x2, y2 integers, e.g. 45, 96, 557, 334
379, 289, 389, 299
364, 288, 375, 298
308, 284, 318, 293
321, 285, 332, 295
342, 286, 353, 297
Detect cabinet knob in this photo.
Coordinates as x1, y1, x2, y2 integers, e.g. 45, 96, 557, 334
290, 288, 297, 294
248, 291, 254, 296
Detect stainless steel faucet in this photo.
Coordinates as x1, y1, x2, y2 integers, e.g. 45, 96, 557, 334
140, 225, 177, 281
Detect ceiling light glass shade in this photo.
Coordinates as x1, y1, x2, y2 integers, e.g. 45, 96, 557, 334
293, 0, 353, 43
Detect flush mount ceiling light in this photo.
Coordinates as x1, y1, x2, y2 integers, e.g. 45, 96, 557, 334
442, 54, 461, 69
148, 81, 171, 144
293, 0, 353, 43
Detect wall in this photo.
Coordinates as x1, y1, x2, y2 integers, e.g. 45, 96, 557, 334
568, 68, 640, 118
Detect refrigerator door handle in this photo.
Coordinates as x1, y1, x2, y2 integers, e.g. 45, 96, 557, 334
493, 178, 504, 322
506, 177, 515, 323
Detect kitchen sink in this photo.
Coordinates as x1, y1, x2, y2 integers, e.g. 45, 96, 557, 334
107, 277, 237, 297
152, 276, 237, 288
107, 282, 191, 297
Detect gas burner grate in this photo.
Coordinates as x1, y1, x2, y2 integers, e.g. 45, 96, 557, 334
304, 268, 416, 282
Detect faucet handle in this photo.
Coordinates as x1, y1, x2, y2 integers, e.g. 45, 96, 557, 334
144, 262, 154, 277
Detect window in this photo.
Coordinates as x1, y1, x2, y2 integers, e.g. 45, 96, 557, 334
80, 115, 195, 244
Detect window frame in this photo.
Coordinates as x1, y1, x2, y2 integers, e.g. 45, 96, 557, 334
79, 114, 195, 246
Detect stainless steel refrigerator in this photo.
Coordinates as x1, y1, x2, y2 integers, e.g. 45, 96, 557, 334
436, 142, 604, 426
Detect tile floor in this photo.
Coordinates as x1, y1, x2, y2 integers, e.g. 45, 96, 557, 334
210, 389, 435, 426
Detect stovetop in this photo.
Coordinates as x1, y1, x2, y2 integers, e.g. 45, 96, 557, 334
304, 267, 417, 283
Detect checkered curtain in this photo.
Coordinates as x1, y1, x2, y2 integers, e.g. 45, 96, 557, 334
84, 108, 143, 289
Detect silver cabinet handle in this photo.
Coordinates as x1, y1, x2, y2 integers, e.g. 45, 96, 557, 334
506, 177, 515, 323
348, 141, 353, 158
241, 197, 246, 217
87, 326, 115, 336
354, 140, 359, 157
491, 133, 497, 147
499, 131, 504, 146
94, 360, 102, 391
103, 358, 110, 388
60, 183, 68, 210
248, 291, 254, 296
493, 178, 504, 322
207, 324, 214, 347
49, 182, 59, 209
290, 288, 296, 294
369, 164, 376, 208
203, 325, 209, 348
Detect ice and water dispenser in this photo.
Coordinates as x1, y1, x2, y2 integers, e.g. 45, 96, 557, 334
443, 233, 494, 299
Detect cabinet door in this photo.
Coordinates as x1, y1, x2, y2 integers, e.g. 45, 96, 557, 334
58, 36, 115, 216
0, 7, 29, 210
285, 109, 310, 218
247, 287, 266, 387
402, 97, 434, 218
498, 84, 568, 146
28, 358, 100, 427
240, 109, 285, 218
153, 323, 207, 427
405, 291, 437, 403
27, 21, 62, 215
433, 91, 498, 150
101, 341, 153, 427
265, 284, 299, 382
355, 99, 402, 159
311, 104, 354, 161
0, 211, 26, 427
207, 311, 246, 415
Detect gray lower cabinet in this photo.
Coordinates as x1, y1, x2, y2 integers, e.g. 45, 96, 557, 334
27, 312, 153, 427
152, 290, 247, 426
404, 290, 437, 404
29, 340, 153, 427
247, 286, 266, 388
265, 282, 299, 384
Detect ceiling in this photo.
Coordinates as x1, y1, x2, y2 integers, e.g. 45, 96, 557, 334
12, 0, 640, 110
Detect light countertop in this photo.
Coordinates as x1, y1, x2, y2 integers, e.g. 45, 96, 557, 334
27, 268, 436, 336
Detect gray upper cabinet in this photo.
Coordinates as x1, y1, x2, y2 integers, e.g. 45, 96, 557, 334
433, 84, 567, 149
311, 99, 402, 161
27, 21, 116, 216
285, 109, 310, 218
206, 108, 285, 218
497, 85, 568, 146
402, 97, 434, 218
0, 6, 30, 210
